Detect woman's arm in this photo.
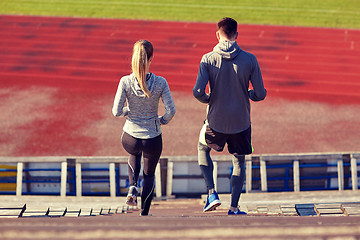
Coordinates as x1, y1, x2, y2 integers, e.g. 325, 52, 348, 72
112, 78, 129, 117
159, 79, 176, 125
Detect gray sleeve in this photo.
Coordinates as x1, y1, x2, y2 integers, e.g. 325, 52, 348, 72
112, 78, 129, 117
159, 79, 176, 125
193, 56, 210, 103
248, 55, 267, 102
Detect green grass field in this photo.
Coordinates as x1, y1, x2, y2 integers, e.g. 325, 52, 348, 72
1, 0, 360, 29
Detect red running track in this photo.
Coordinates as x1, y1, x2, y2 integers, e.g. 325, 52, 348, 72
1, 15, 360, 156
1, 15, 360, 103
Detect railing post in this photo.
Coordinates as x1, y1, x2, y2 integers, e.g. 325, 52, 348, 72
293, 160, 300, 192
76, 162, 82, 197
109, 163, 116, 198
166, 161, 174, 197
155, 162, 162, 198
60, 161, 67, 197
16, 162, 23, 197
351, 154, 358, 191
213, 161, 218, 192
246, 158, 252, 193
117, 163, 121, 196
337, 157, 344, 191
260, 156, 268, 192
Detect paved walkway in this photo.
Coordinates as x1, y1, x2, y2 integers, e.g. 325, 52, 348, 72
1, 190, 360, 217
0, 191, 360, 239
218, 190, 360, 216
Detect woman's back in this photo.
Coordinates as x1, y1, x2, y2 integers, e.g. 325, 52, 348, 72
112, 72, 175, 139
112, 39, 175, 216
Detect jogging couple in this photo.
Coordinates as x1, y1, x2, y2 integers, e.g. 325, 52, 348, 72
112, 17, 267, 216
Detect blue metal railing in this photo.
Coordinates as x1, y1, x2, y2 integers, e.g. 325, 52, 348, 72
0, 158, 359, 196
0, 165, 126, 196
263, 161, 356, 192
80, 167, 120, 196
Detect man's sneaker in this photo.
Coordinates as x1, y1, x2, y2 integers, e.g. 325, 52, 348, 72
126, 186, 138, 206
228, 208, 247, 215
203, 191, 221, 212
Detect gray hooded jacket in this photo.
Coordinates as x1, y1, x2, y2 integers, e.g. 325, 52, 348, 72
193, 40, 266, 134
112, 73, 176, 139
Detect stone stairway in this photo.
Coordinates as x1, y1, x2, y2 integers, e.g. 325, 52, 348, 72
0, 196, 136, 218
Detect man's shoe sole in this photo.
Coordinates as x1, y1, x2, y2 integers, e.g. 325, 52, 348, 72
203, 200, 221, 212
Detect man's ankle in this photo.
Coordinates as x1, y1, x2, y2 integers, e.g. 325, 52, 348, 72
208, 188, 215, 195
230, 206, 238, 212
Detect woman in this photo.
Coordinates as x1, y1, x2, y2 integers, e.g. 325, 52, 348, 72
112, 40, 175, 216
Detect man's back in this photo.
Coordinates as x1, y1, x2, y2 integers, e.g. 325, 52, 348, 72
195, 17, 267, 216
193, 40, 266, 134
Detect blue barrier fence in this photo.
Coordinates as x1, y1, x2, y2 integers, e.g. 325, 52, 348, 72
0, 153, 359, 196
0, 165, 123, 196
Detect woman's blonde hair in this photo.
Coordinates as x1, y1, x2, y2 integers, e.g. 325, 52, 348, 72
132, 40, 153, 97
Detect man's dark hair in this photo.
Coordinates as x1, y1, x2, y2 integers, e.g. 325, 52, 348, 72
217, 17, 237, 38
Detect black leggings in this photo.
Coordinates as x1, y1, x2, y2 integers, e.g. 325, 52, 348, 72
121, 132, 162, 215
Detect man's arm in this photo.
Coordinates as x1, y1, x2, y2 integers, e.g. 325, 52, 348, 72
193, 59, 210, 103
249, 56, 267, 101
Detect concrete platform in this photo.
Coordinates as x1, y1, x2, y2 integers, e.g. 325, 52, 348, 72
0, 191, 360, 239
216, 190, 360, 216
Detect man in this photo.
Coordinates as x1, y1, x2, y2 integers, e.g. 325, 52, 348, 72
193, 17, 267, 215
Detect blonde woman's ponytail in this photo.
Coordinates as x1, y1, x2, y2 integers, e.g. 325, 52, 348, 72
131, 40, 153, 97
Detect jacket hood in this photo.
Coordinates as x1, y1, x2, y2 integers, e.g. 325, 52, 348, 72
130, 73, 153, 97
213, 40, 241, 60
